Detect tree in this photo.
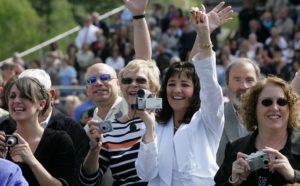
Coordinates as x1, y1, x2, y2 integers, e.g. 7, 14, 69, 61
0, 0, 43, 61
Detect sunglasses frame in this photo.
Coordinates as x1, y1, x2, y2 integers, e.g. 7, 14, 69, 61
86, 74, 113, 84
260, 98, 289, 107
121, 77, 147, 85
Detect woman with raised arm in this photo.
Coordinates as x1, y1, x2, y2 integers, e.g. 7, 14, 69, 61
135, 3, 233, 186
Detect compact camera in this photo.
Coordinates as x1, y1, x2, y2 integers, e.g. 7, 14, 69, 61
131, 89, 162, 110
4, 135, 18, 147
246, 151, 269, 171
96, 121, 113, 133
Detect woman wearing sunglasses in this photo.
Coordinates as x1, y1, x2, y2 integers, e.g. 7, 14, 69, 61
215, 76, 300, 185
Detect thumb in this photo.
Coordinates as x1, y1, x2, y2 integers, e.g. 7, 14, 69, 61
12, 133, 25, 144
200, 4, 206, 13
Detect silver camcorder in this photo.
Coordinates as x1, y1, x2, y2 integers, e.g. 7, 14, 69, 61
246, 151, 269, 171
132, 89, 162, 110
96, 121, 113, 133
5, 135, 18, 147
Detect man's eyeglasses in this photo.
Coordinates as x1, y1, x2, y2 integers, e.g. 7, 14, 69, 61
260, 98, 288, 107
121, 77, 147, 85
86, 74, 114, 84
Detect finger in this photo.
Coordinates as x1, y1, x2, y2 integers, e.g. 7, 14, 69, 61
12, 133, 24, 144
210, 1, 225, 13
263, 147, 286, 159
237, 152, 248, 159
200, 4, 206, 13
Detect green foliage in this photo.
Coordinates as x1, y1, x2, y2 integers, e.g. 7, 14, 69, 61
0, 0, 43, 61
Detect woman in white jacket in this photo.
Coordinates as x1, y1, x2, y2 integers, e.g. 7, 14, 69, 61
135, 3, 233, 186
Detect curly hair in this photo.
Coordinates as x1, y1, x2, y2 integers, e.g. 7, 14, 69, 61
240, 76, 300, 131
156, 61, 200, 124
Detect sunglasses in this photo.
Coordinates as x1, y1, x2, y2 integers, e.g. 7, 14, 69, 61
260, 98, 288, 107
86, 74, 114, 84
121, 77, 147, 85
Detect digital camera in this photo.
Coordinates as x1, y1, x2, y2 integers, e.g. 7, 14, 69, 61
246, 151, 269, 171
4, 135, 18, 147
131, 89, 162, 110
96, 121, 113, 133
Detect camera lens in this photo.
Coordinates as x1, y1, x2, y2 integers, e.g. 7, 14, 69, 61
263, 160, 269, 165
137, 89, 145, 97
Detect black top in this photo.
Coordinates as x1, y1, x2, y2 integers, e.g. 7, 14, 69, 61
8, 129, 75, 185
0, 108, 90, 186
214, 129, 300, 185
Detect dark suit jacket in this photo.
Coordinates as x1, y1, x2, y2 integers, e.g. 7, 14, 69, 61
214, 129, 300, 185
0, 108, 89, 186
217, 102, 248, 166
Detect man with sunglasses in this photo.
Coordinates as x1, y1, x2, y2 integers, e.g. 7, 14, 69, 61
217, 58, 261, 166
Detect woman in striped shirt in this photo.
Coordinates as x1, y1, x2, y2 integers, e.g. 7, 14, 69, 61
79, 0, 160, 185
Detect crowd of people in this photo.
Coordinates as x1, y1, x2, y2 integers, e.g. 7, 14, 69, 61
0, 0, 300, 185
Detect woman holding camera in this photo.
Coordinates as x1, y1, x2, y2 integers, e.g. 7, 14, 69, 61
0, 77, 75, 185
135, 3, 233, 186
214, 76, 300, 185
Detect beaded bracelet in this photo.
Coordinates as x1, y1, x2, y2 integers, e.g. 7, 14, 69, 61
198, 42, 213, 50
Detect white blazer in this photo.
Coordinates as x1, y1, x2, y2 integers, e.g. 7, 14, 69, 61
136, 54, 224, 186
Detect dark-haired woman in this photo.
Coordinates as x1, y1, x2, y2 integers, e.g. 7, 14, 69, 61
135, 4, 233, 185
0, 77, 75, 185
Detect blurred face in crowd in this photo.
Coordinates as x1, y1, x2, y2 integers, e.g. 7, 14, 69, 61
86, 64, 119, 107
256, 83, 289, 131
228, 62, 257, 107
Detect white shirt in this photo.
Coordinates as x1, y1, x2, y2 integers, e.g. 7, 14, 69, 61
135, 53, 224, 186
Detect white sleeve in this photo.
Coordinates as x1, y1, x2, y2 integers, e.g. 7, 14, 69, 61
135, 138, 159, 181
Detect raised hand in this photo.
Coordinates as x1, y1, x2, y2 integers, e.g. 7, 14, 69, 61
87, 120, 103, 150
123, 0, 148, 15
190, 5, 209, 34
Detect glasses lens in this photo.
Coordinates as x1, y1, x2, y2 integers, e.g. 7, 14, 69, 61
261, 99, 273, 107
87, 76, 97, 84
277, 98, 288, 106
99, 74, 111, 81
136, 78, 147, 84
121, 78, 133, 84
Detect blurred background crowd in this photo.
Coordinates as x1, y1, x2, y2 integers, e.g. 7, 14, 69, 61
1, 0, 300, 117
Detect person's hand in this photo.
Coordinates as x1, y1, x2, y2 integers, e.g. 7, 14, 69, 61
0, 131, 8, 158
231, 152, 251, 184
123, 0, 148, 15
264, 147, 295, 182
190, 5, 209, 35
9, 133, 37, 166
207, 1, 234, 33
87, 120, 103, 150
136, 109, 156, 144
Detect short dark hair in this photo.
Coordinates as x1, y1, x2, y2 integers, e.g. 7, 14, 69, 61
225, 58, 261, 85
156, 62, 200, 124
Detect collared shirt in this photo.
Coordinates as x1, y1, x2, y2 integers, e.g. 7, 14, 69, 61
40, 110, 52, 128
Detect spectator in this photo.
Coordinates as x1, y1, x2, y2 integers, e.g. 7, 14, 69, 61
79, 0, 154, 185
0, 69, 90, 186
76, 42, 95, 84
135, 3, 232, 185
0, 62, 17, 85
65, 95, 81, 117
215, 76, 300, 185
0, 158, 29, 186
75, 15, 99, 49
57, 57, 77, 96
238, 0, 259, 39
92, 12, 109, 37
216, 58, 261, 166
2, 77, 75, 185
105, 45, 125, 73
274, 6, 295, 39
